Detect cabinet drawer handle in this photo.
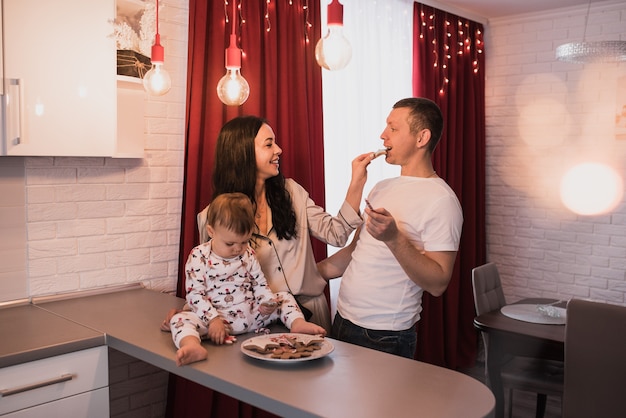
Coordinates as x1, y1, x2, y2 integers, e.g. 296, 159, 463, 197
5, 78, 25, 149
0, 373, 74, 397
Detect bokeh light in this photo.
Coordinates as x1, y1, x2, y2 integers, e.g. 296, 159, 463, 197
560, 163, 623, 215
518, 99, 570, 149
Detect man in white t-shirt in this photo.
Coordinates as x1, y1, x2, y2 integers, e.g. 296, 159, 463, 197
318, 98, 463, 359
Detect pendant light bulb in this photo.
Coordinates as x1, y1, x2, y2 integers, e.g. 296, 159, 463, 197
143, 1, 171, 96
143, 63, 171, 96
217, 1, 249, 107
217, 35, 250, 106
143, 39, 172, 96
217, 66, 250, 106
315, 0, 352, 71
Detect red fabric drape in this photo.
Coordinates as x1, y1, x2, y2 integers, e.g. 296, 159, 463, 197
167, 1, 323, 417
412, 3, 486, 369
178, 1, 325, 299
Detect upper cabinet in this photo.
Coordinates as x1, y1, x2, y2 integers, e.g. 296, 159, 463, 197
1, 0, 144, 158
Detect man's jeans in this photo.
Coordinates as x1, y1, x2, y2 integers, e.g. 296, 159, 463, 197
331, 312, 417, 359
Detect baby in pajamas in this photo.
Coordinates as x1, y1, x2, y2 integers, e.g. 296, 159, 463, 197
169, 192, 325, 366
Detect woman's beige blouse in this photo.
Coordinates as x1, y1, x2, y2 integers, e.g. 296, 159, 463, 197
196, 179, 362, 297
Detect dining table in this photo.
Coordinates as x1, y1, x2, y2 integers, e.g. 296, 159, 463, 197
473, 298, 565, 418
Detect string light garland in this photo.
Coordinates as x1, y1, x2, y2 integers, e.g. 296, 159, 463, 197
264, 0, 271, 32
303, 0, 312, 44
419, 4, 483, 96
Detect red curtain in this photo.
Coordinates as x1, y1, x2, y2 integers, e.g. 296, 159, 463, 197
177, 0, 325, 299
167, 1, 323, 417
412, 3, 486, 369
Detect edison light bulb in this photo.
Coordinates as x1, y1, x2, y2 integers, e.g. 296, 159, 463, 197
143, 63, 172, 96
315, 26, 352, 70
217, 68, 250, 106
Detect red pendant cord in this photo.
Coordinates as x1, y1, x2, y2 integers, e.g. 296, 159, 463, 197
156, 0, 159, 35
231, 0, 236, 38
150, 0, 165, 63
225, 1, 241, 68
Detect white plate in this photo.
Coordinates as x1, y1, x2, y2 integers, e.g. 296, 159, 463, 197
501, 304, 566, 325
240, 333, 333, 363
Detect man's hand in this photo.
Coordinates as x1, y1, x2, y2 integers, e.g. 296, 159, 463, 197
365, 203, 456, 297
364, 205, 398, 243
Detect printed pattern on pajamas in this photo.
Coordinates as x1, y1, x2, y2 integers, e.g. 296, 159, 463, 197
170, 241, 304, 348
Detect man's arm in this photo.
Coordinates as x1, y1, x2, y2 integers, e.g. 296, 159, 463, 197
385, 235, 457, 297
316, 228, 361, 281
365, 207, 457, 296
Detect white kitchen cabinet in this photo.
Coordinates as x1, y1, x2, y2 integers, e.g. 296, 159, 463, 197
2, 388, 109, 418
1, 0, 144, 157
0, 346, 109, 417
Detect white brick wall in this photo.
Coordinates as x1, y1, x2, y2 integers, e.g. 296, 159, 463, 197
22, 0, 189, 298
485, 0, 626, 304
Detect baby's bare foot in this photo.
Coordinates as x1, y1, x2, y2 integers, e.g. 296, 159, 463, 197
290, 318, 327, 337
176, 344, 208, 366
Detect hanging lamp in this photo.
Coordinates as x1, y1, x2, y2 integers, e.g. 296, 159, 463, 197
217, 0, 250, 106
556, 1, 626, 63
143, 0, 172, 95
315, 0, 352, 71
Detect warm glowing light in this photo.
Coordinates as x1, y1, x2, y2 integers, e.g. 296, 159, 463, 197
315, 0, 351, 71
217, 68, 250, 106
143, 63, 172, 96
315, 27, 352, 70
518, 99, 569, 149
560, 163, 623, 215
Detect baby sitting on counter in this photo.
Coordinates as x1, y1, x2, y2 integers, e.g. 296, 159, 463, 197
165, 192, 325, 366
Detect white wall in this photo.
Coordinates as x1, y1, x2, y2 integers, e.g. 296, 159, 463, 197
0, 0, 189, 301
485, 0, 626, 304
